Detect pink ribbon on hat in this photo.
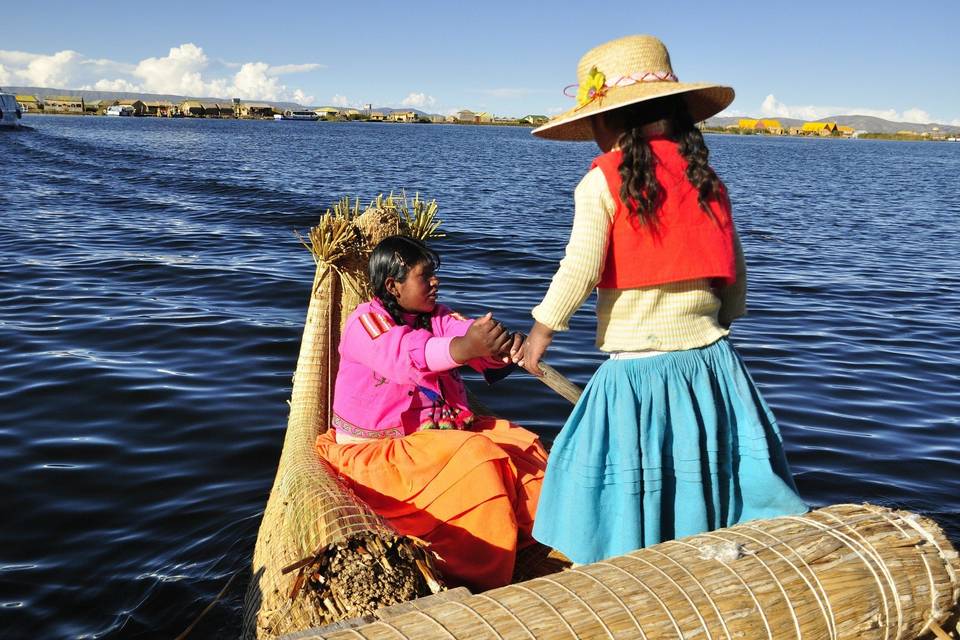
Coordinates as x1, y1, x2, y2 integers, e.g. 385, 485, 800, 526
563, 70, 679, 99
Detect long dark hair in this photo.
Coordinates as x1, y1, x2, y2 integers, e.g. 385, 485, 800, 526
602, 96, 725, 223
368, 235, 440, 330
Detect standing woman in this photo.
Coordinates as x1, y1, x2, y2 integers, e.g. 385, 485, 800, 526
520, 35, 807, 565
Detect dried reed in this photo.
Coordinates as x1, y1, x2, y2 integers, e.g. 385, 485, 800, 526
292, 504, 960, 640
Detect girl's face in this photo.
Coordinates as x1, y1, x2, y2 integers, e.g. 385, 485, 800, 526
387, 261, 439, 314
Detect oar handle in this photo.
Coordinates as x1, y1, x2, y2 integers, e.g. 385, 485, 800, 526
536, 362, 583, 405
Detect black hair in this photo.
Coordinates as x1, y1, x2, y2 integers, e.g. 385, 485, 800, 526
368, 235, 440, 330
601, 96, 726, 224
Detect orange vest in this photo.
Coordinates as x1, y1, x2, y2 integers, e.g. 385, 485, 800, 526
594, 140, 736, 289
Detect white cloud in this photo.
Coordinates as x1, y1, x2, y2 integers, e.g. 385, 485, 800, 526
951, 119, 960, 127
760, 94, 938, 124
0, 50, 39, 67
901, 108, 932, 124
292, 89, 314, 105
85, 78, 142, 92
133, 43, 212, 95
0, 44, 320, 103
231, 62, 285, 100
546, 106, 563, 115
0, 49, 83, 87
268, 63, 324, 75
401, 92, 436, 108
331, 94, 350, 107
31, 50, 83, 87
716, 107, 747, 118
81, 57, 135, 75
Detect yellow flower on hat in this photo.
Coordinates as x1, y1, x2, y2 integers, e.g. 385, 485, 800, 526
576, 66, 606, 107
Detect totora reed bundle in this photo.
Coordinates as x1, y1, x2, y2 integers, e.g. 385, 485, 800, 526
241, 194, 448, 640
285, 503, 960, 640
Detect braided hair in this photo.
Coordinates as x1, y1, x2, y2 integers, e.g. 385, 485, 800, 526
368, 235, 440, 331
602, 96, 726, 223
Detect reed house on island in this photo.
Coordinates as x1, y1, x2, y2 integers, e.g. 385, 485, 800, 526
179, 101, 205, 117
238, 103, 275, 119
799, 121, 839, 136
738, 118, 784, 134
388, 111, 419, 123
15, 95, 40, 113
144, 101, 176, 117
43, 96, 85, 114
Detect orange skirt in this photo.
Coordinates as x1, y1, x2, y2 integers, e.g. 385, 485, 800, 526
316, 416, 547, 591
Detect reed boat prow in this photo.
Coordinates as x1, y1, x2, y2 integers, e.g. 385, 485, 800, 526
242, 196, 960, 640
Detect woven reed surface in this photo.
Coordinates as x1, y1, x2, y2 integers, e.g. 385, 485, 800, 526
241, 206, 440, 640
296, 504, 960, 640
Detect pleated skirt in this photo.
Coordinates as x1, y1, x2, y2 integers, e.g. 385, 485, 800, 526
532, 338, 808, 565
317, 416, 547, 591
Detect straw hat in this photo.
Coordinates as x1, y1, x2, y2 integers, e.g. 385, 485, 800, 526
532, 35, 734, 141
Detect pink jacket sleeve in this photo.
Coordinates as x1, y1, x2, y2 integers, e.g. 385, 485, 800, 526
433, 305, 511, 372
339, 314, 437, 386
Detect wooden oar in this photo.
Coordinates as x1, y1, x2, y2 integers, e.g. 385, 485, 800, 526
483, 361, 583, 404
535, 362, 582, 405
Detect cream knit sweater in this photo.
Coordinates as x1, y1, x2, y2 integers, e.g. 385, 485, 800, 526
531, 167, 747, 352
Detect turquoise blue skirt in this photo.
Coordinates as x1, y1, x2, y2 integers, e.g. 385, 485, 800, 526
532, 338, 808, 564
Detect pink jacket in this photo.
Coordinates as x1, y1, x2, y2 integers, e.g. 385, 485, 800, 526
332, 299, 504, 439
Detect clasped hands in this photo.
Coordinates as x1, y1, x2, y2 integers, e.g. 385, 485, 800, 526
450, 312, 522, 365
451, 314, 555, 377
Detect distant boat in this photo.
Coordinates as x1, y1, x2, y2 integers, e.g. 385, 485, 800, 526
106, 105, 135, 117
277, 109, 319, 121
0, 91, 22, 128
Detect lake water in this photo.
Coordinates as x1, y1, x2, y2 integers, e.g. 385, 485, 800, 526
2, 117, 958, 638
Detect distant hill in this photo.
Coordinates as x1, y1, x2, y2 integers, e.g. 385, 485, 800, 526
706, 114, 960, 134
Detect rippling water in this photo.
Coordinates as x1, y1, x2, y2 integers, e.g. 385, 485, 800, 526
2, 117, 958, 638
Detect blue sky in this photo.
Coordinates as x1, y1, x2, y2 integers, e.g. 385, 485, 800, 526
3, 0, 958, 123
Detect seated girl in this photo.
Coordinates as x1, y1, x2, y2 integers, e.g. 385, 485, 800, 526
316, 235, 547, 591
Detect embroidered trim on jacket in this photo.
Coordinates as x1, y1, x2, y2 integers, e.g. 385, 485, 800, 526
332, 413, 404, 439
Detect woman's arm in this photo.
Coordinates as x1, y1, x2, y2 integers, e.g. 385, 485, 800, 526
449, 312, 511, 364
717, 223, 747, 328
340, 313, 437, 386
433, 305, 516, 370
522, 168, 614, 374
530, 169, 613, 331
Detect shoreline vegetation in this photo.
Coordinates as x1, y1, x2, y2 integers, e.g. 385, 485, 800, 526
702, 127, 958, 142
12, 94, 549, 128
19, 110, 540, 127
701, 119, 959, 142
13, 95, 958, 141
21, 113, 959, 141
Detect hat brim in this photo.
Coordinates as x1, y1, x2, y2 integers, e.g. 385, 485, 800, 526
532, 83, 734, 141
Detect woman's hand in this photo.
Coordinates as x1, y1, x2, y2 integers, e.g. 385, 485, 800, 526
489, 331, 525, 364
517, 321, 554, 376
450, 312, 511, 363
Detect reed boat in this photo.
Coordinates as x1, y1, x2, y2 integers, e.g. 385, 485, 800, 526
241, 195, 960, 640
